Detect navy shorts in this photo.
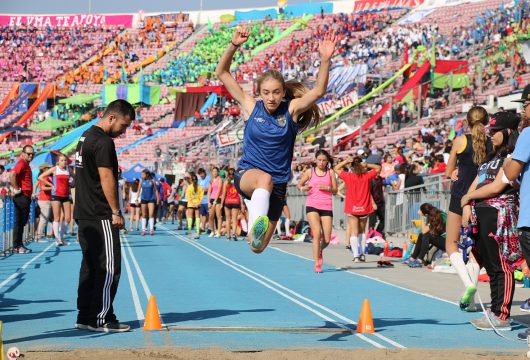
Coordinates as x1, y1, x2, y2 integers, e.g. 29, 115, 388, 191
200, 203, 209, 216
234, 169, 287, 222
449, 195, 463, 216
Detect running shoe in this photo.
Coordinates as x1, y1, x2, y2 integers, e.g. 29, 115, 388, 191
193, 233, 200, 240
407, 259, 423, 268
318, 253, 323, 268
88, 321, 131, 333
55, 240, 63, 247
214, 232, 221, 238
314, 263, 322, 273
232, 235, 238, 242
13, 246, 32, 254
150, 229, 154, 236
520, 299, 530, 312
459, 285, 477, 310
141, 229, 146, 236
359, 254, 366, 262
74, 322, 89, 330
345, 245, 352, 252
250, 215, 269, 250
470, 309, 511, 331
353, 257, 360, 263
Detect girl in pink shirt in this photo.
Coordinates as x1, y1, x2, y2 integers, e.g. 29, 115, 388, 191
298, 150, 337, 273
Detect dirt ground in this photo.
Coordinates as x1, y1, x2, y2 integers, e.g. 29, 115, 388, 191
19, 348, 528, 360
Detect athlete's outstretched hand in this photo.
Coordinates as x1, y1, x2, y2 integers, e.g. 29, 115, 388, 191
318, 34, 336, 61
232, 27, 250, 47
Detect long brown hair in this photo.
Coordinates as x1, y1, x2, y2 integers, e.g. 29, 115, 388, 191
466, 106, 488, 166
256, 69, 320, 132
420, 203, 445, 236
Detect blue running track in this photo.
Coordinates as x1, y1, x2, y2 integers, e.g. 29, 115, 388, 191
0, 225, 527, 351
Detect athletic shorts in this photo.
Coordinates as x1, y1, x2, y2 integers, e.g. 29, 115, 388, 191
179, 201, 187, 208
51, 195, 70, 203
199, 203, 209, 216
234, 169, 287, 222
347, 213, 370, 219
129, 203, 138, 208
449, 195, 463, 216
210, 198, 221, 205
224, 203, 241, 210
187, 206, 198, 210
141, 199, 156, 205
306, 206, 333, 217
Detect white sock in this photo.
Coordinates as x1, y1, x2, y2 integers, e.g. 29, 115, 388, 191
149, 218, 154, 231
142, 218, 147, 231
351, 236, 359, 257
276, 220, 282, 235
360, 234, 366, 255
285, 218, 290, 236
248, 188, 270, 227
450, 253, 474, 288
53, 221, 60, 242
466, 261, 480, 303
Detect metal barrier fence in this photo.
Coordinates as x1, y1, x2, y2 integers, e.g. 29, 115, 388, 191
286, 174, 452, 236
1, 196, 37, 256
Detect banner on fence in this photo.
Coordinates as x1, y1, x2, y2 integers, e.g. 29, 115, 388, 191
353, 0, 424, 12
216, 127, 244, 147
318, 91, 359, 116
0, 14, 133, 27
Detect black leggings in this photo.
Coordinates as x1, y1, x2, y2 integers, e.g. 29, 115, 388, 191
411, 232, 446, 261
474, 205, 514, 320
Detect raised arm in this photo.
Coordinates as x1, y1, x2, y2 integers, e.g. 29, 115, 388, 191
38, 167, 56, 188
289, 35, 335, 121
215, 27, 256, 119
334, 156, 353, 177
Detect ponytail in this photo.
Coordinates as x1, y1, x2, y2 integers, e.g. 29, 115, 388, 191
466, 106, 488, 165
285, 80, 320, 132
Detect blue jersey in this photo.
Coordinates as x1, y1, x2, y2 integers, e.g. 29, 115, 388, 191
238, 100, 298, 184
141, 179, 157, 201
198, 175, 211, 205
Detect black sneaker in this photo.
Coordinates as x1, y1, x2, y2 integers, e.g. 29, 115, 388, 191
88, 321, 131, 333
75, 322, 89, 330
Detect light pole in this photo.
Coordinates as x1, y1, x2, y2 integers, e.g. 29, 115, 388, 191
88, 0, 92, 14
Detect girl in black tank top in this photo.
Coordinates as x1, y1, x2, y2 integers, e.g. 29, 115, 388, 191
444, 106, 490, 312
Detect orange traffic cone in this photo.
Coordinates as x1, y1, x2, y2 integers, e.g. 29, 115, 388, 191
356, 298, 375, 333
144, 295, 163, 330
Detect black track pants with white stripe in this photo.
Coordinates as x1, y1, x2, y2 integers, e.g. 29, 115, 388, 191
76, 219, 122, 327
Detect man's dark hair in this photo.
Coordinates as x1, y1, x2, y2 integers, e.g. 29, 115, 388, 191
198, 168, 206, 174
102, 99, 136, 120
0, 164, 4, 171
22, 145, 34, 153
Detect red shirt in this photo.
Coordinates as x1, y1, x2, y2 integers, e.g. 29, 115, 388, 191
224, 182, 241, 205
38, 177, 52, 201
13, 158, 32, 198
162, 182, 172, 199
430, 162, 447, 175
340, 170, 377, 216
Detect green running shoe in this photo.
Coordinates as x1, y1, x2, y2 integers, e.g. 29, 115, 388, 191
251, 215, 269, 250
459, 285, 477, 310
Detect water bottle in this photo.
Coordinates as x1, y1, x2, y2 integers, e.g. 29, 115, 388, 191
383, 241, 389, 257
524, 277, 530, 288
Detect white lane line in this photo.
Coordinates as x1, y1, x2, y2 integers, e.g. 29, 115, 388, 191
160, 225, 387, 349
0, 243, 55, 291
121, 235, 145, 324
121, 234, 166, 326
271, 246, 459, 307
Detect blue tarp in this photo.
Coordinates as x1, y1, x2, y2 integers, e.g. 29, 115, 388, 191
0, 83, 38, 122
41, 118, 99, 151
200, 93, 217, 114
283, 2, 332, 17
122, 163, 163, 182
235, 8, 277, 21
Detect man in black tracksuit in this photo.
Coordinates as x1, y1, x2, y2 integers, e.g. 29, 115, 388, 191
74, 100, 134, 333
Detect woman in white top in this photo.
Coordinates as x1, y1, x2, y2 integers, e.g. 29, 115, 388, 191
128, 179, 140, 231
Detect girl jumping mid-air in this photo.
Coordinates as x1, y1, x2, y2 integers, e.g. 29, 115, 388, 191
215, 27, 335, 253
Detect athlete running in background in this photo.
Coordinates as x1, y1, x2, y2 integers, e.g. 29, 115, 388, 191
298, 150, 337, 273
216, 26, 335, 253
